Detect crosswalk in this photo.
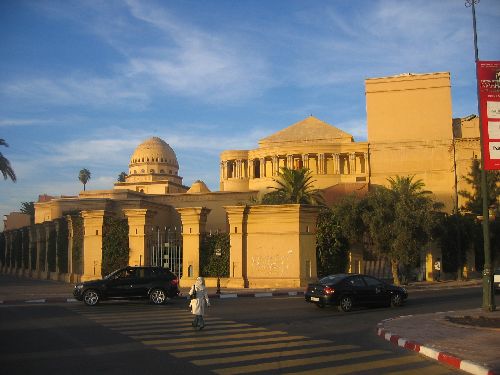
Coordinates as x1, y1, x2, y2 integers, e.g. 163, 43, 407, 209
71, 304, 457, 374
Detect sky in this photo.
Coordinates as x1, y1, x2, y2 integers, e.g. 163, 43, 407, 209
1, 0, 499, 229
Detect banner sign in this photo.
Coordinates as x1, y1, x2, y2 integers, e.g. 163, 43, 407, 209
477, 60, 500, 170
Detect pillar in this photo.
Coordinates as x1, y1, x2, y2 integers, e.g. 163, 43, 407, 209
287, 154, 293, 169
34, 224, 45, 277
318, 153, 325, 174
176, 207, 211, 287
225, 205, 249, 288
81, 210, 109, 281
259, 158, 265, 177
364, 152, 370, 176
249, 159, 254, 179
334, 153, 340, 174
65, 215, 74, 280
349, 153, 356, 174
123, 208, 156, 267
302, 154, 309, 169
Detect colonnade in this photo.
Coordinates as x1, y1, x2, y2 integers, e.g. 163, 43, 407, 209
221, 151, 369, 180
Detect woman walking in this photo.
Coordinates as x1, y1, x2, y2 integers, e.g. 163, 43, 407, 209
189, 276, 210, 330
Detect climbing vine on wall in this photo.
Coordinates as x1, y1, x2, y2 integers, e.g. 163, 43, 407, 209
47, 227, 57, 272
101, 216, 129, 277
22, 227, 29, 269
56, 218, 69, 274
200, 232, 230, 277
0, 232, 5, 266
72, 215, 84, 275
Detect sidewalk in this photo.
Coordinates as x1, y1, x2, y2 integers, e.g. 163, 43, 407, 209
0, 274, 497, 374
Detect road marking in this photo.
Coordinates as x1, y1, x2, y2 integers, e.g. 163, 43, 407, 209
213, 349, 386, 375
171, 338, 333, 358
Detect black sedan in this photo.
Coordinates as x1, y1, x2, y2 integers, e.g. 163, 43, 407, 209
73, 266, 180, 306
305, 273, 407, 312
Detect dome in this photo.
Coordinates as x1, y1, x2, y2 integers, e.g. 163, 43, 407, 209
186, 180, 211, 194
128, 137, 181, 178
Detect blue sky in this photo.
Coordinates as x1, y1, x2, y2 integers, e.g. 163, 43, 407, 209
1, 0, 499, 229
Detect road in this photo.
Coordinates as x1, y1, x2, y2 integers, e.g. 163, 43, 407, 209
0, 286, 481, 375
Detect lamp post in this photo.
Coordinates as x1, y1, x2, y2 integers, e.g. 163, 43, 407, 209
466, 0, 495, 311
215, 247, 221, 294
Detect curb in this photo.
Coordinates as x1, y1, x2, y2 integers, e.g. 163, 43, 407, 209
377, 319, 497, 375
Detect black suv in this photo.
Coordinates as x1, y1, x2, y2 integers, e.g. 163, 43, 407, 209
73, 266, 180, 306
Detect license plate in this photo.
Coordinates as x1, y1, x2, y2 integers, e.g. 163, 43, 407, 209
311, 297, 319, 302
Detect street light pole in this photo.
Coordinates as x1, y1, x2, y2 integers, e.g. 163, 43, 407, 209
466, 0, 495, 312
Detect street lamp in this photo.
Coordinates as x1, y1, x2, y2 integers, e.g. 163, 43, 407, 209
215, 246, 221, 294
466, 0, 495, 312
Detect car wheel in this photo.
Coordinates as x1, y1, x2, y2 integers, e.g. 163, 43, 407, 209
83, 289, 99, 306
339, 295, 353, 312
391, 293, 403, 307
150, 288, 167, 305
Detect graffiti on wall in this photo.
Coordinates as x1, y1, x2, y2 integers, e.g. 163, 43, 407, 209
250, 250, 293, 276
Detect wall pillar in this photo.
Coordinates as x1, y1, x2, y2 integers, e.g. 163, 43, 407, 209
176, 207, 211, 287
349, 153, 356, 174
123, 209, 156, 267
334, 153, 340, 174
81, 210, 108, 282
225, 205, 249, 288
34, 224, 45, 278
259, 158, 265, 177
65, 215, 74, 281
286, 154, 293, 169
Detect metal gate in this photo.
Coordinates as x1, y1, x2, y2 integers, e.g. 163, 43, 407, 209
150, 227, 183, 278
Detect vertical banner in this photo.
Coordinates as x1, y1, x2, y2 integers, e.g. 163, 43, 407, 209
477, 60, 500, 170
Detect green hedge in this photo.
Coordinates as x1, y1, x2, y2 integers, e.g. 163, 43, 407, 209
101, 216, 129, 276
56, 218, 68, 273
200, 232, 230, 277
72, 215, 84, 275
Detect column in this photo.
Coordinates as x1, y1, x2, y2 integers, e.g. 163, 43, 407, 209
81, 210, 109, 282
272, 156, 279, 176
176, 207, 211, 287
286, 155, 293, 169
259, 158, 265, 177
236, 159, 242, 179
318, 153, 325, 174
65, 215, 74, 281
224, 205, 249, 288
123, 208, 156, 268
349, 153, 356, 174
334, 154, 340, 174
364, 152, 369, 176
220, 161, 225, 181
249, 159, 254, 179
302, 154, 309, 169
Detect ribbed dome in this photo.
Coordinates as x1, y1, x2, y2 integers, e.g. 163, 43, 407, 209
130, 137, 178, 167
128, 137, 181, 179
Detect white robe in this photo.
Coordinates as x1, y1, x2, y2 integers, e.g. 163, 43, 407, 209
189, 284, 210, 316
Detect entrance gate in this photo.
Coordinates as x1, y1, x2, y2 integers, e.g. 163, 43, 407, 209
150, 227, 183, 278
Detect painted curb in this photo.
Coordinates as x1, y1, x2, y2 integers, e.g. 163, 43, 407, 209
377, 322, 497, 375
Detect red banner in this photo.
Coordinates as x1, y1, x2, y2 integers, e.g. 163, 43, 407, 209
477, 60, 500, 170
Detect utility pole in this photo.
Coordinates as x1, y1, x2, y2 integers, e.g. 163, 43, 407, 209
466, 0, 495, 312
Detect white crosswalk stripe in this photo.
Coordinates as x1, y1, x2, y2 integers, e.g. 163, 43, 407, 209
71, 305, 456, 374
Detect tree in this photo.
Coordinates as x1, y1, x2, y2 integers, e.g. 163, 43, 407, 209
20, 201, 35, 225
78, 168, 91, 191
363, 176, 440, 285
117, 171, 127, 182
316, 208, 349, 276
261, 167, 323, 205
0, 139, 16, 182
459, 158, 500, 215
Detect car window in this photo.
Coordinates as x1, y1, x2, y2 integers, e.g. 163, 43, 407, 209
135, 268, 145, 278
348, 276, 366, 288
363, 276, 382, 287
319, 275, 346, 284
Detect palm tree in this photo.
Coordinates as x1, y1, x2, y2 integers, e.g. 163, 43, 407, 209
263, 167, 323, 205
0, 139, 16, 182
78, 168, 91, 191
20, 201, 35, 225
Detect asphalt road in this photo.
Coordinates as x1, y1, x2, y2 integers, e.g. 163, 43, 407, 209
0, 286, 481, 375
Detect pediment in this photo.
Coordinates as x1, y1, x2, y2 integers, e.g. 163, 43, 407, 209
259, 116, 353, 146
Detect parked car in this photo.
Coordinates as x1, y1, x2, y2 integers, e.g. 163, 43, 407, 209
494, 268, 500, 293
73, 266, 180, 306
305, 273, 408, 312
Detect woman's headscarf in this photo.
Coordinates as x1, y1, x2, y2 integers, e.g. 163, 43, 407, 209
195, 276, 206, 291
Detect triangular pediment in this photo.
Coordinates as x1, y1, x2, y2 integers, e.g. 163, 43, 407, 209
259, 116, 353, 146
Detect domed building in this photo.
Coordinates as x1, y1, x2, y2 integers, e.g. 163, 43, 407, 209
114, 137, 188, 194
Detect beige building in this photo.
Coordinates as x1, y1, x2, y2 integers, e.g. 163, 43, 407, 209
1, 71, 482, 286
